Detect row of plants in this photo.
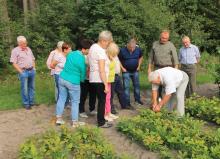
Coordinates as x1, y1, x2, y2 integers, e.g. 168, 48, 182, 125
19, 126, 128, 159
117, 109, 220, 159
186, 95, 220, 124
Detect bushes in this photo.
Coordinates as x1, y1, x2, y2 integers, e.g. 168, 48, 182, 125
117, 109, 220, 159
19, 126, 127, 159
186, 95, 220, 124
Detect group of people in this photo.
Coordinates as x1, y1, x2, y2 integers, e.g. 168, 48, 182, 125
10, 29, 200, 128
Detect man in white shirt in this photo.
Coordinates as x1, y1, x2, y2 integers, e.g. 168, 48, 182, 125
148, 67, 189, 116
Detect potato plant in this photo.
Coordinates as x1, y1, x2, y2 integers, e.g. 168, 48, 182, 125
186, 95, 220, 124
117, 109, 220, 159
19, 126, 127, 159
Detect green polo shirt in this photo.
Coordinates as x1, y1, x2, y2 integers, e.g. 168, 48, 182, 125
148, 41, 179, 66
60, 50, 86, 85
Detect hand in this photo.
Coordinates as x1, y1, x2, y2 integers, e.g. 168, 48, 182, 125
153, 105, 161, 112
104, 84, 109, 93
122, 67, 127, 72
137, 66, 140, 71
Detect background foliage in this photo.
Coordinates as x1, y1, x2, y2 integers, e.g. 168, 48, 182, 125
0, 0, 219, 68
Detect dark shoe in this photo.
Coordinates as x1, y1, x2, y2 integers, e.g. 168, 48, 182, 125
30, 103, 40, 107
25, 106, 32, 110
111, 109, 118, 114
99, 122, 113, 128
135, 100, 144, 106
122, 105, 135, 110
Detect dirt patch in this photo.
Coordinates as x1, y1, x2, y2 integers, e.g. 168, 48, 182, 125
0, 84, 218, 159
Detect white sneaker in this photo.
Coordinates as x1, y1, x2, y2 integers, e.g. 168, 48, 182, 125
72, 121, 85, 128
109, 113, 119, 119
104, 115, 113, 122
79, 112, 88, 118
56, 119, 65, 125
89, 110, 97, 115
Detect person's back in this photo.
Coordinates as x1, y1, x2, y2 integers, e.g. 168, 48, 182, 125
61, 50, 86, 84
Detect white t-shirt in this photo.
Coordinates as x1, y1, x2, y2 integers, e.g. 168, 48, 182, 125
53, 53, 66, 75
88, 43, 109, 83
152, 67, 183, 95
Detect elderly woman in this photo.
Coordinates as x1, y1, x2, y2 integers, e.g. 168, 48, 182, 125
88, 30, 113, 128
148, 67, 189, 116
56, 40, 93, 127
46, 41, 64, 101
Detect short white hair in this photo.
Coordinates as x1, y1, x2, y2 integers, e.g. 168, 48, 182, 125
98, 30, 113, 42
148, 71, 159, 82
17, 36, 27, 43
57, 41, 64, 49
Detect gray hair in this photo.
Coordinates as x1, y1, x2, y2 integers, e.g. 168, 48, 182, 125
148, 71, 159, 82
17, 36, 27, 43
98, 30, 113, 42
57, 41, 64, 49
182, 36, 190, 41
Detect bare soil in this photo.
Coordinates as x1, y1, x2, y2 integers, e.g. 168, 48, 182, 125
0, 84, 218, 159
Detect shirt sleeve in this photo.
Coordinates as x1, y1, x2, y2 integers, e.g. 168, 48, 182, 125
148, 47, 154, 64
29, 48, 35, 61
118, 49, 123, 62
10, 49, 18, 64
152, 84, 159, 91
178, 48, 182, 61
194, 46, 200, 58
170, 43, 179, 65
139, 48, 143, 58
80, 56, 86, 82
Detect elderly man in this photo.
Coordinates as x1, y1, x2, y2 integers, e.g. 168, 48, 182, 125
10, 36, 36, 110
118, 38, 143, 107
148, 67, 189, 116
179, 36, 200, 97
148, 30, 179, 101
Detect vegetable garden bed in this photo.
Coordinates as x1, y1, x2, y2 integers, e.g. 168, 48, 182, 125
117, 109, 220, 159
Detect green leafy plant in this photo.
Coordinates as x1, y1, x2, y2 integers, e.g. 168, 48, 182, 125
117, 109, 220, 159
186, 95, 220, 124
19, 126, 128, 159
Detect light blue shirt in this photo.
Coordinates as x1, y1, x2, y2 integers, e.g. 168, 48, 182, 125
179, 44, 200, 64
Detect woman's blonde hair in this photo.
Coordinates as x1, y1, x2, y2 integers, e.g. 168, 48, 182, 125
106, 42, 119, 59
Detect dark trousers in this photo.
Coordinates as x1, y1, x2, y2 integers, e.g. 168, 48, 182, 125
90, 83, 106, 126
181, 64, 196, 97
111, 74, 126, 109
79, 80, 96, 113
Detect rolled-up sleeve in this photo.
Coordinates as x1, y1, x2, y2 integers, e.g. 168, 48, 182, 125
10, 49, 17, 64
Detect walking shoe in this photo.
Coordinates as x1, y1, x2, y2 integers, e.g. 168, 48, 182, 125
109, 113, 119, 119
135, 100, 144, 106
104, 115, 114, 122
89, 110, 97, 115
79, 112, 88, 118
122, 105, 135, 110
56, 119, 65, 125
72, 121, 85, 128
99, 122, 113, 128
25, 106, 32, 110
111, 109, 118, 114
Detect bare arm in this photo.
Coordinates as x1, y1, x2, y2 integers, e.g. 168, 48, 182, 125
12, 63, 23, 73
137, 56, 143, 71
158, 94, 172, 108
98, 59, 108, 93
120, 63, 127, 72
50, 60, 59, 69
152, 90, 158, 106
33, 60, 36, 69
148, 64, 152, 75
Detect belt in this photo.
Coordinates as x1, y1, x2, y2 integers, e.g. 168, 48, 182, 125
22, 67, 33, 71
155, 64, 173, 68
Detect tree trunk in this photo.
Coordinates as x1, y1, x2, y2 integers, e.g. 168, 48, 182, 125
0, 0, 13, 50
23, 0, 28, 27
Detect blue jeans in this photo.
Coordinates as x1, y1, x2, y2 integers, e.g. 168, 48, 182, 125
54, 74, 70, 105
18, 69, 35, 107
122, 71, 141, 106
56, 78, 80, 121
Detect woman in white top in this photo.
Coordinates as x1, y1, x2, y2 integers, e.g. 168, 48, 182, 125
88, 30, 113, 128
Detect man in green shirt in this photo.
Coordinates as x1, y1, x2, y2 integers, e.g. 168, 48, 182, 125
148, 30, 179, 101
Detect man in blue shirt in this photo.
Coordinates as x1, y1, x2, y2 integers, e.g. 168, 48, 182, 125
179, 36, 200, 97
119, 38, 143, 107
